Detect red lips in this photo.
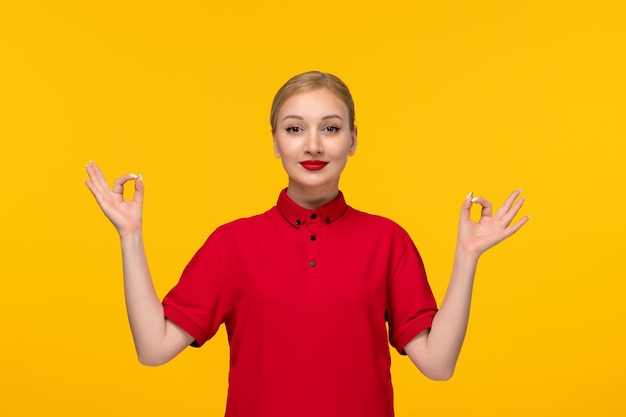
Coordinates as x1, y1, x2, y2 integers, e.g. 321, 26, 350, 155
300, 160, 329, 170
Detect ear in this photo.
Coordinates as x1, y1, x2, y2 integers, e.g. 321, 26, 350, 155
348, 126, 358, 156
273, 136, 281, 158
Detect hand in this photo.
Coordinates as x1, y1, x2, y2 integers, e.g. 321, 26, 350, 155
84, 161, 144, 237
457, 189, 529, 257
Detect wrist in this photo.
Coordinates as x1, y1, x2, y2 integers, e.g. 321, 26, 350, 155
119, 228, 144, 243
454, 244, 480, 265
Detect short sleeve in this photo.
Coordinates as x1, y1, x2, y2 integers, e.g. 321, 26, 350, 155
162, 231, 233, 347
387, 236, 438, 354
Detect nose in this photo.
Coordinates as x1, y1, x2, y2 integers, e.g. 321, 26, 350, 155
304, 131, 323, 155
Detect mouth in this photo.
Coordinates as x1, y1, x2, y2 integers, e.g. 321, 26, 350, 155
300, 160, 329, 171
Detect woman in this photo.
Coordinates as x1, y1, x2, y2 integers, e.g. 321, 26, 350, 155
85, 71, 529, 417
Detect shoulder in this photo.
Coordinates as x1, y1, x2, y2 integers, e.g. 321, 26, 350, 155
344, 206, 412, 241
208, 207, 278, 240
190, 208, 277, 257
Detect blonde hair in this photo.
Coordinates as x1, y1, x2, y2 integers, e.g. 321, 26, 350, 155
270, 71, 356, 133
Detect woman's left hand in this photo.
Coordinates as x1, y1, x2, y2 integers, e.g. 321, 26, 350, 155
457, 189, 530, 258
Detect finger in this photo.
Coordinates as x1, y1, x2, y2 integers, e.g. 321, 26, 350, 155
83, 177, 101, 201
500, 195, 526, 226
85, 161, 111, 193
84, 176, 114, 210
84, 162, 108, 203
503, 215, 531, 238
494, 188, 522, 218
112, 173, 139, 194
470, 196, 492, 217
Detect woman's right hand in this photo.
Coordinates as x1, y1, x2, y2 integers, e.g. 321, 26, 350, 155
84, 161, 144, 237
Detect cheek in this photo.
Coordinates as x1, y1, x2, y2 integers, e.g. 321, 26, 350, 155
274, 138, 298, 160
273, 137, 289, 157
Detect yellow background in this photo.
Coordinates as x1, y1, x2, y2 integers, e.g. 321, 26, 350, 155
1, 1, 625, 415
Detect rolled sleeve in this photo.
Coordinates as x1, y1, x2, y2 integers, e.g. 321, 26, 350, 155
387, 237, 438, 354
162, 231, 233, 347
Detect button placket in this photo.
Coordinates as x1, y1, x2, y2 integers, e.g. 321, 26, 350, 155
305, 211, 323, 279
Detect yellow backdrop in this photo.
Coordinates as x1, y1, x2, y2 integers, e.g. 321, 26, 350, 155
1, 1, 624, 416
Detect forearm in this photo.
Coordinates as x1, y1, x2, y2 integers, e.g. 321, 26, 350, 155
120, 231, 188, 365
406, 248, 479, 380
427, 249, 478, 375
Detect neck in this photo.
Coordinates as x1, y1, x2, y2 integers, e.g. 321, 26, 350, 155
286, 182, 339, 209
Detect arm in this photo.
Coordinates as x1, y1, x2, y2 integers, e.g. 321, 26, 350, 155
84, 162, 193, 365
404, 189, 529, 380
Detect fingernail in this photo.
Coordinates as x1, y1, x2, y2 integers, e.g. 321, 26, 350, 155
471, 197, 479, 203
466, 192, 473, 200
129, 174, 138, 179
138, 173, 143, 181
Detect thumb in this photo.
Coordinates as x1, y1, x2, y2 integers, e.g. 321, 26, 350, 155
132, 173, 145, 202
459, 192, 473, 222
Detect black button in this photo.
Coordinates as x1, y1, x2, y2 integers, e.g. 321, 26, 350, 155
310, 235, 316, 241
310, 213, 317, 220
309, 260, 316, 267
325, 217, 330, 223
295, 219, 301, 226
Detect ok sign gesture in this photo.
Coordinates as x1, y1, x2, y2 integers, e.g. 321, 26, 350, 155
457, 189, 530, 258
84, 161, 144, 237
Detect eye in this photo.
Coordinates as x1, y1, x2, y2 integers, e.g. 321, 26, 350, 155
286, 126, 302, 133
323, 125, 340, 133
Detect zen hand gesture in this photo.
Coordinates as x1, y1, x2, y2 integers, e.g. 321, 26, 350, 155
457, 189, 529, 258
84, 161, 144, 237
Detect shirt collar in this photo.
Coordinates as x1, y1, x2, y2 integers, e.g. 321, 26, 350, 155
276, 188, 348, 228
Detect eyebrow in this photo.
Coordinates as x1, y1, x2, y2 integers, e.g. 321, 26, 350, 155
282, 114, 344, 122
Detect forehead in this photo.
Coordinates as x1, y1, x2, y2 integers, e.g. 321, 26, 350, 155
278, 88, 348, 118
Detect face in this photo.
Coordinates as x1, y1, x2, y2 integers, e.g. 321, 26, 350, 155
273, 88, 357, 197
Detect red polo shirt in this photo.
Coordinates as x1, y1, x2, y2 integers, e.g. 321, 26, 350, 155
162, 189, 438, 417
